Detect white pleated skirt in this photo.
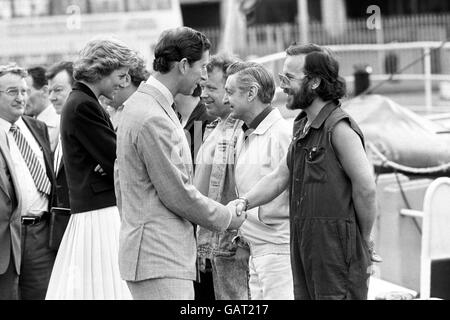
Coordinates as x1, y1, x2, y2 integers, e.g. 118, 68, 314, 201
45, 206, 132, 300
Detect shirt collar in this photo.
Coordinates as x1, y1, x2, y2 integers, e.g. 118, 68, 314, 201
0, 116, 27, 133
37, 104, 58, 124
242, 105, 274, 132
14, 117, 26, 131
310, 101, 340, 129
0, 117, 11, 135
293, 101, 340, 132
146, 76, 174, 107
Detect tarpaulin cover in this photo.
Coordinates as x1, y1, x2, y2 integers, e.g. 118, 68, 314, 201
343, 95, 450, 172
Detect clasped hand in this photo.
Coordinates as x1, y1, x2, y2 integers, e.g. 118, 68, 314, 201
225, 199, 248, 230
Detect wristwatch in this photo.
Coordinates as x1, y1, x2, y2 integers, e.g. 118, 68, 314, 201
238, 197, 249, 211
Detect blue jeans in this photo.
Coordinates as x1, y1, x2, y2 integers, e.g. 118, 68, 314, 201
211, 254, 249, 300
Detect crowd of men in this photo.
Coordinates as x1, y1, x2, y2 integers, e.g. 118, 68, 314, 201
0, 26, 378, 300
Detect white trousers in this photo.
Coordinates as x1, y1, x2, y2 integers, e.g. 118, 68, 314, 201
249, 253, 294, 300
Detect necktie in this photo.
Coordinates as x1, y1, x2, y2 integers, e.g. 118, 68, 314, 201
54, 136, 63, 174
10, 124, 51, 195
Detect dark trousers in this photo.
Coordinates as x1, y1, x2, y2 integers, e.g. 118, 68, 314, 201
194, 259, 215, 300
20, 219, 56, 300
291, 218, 371, 300
0, 254, 19, 300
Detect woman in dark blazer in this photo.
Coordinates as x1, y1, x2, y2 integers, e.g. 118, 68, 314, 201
46, 38, 137, 300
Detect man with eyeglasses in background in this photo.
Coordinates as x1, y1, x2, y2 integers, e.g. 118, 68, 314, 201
0, 64, 56, 300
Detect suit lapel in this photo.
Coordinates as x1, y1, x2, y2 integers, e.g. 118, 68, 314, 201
0, 131, 21, 207
0, 132, 11, 198
136, 82, 194, 177
137, 83, 182, 129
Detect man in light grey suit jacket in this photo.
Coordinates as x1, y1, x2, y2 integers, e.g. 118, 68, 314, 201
0, 68, 23, 300
0, 131, 22, 300
115, 27, 247, 300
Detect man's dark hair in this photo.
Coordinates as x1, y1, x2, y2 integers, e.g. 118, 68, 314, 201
153, 27, 211, 73
287, 43, 346, 102
46, 61, 75, 85
27, 66, 48, 89
304, 51, 346, 101
206, 54, 238, 80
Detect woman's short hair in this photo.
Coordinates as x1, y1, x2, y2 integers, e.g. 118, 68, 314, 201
128, 55, 150, 87
153, 27, 211, 73
226, 61, 275, 104
73, 37, 138, 83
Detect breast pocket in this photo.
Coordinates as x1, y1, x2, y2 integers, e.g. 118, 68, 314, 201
304, 146, 327, 183
90, 180, 113, 194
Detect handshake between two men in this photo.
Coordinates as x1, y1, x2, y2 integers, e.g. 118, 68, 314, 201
225, 198, 250, 230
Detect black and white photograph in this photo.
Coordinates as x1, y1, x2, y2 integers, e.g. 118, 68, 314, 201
0, 0, 449, 309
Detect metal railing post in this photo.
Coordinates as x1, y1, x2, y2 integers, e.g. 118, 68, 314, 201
424, 46, 433, 113
298, 0, 309, 44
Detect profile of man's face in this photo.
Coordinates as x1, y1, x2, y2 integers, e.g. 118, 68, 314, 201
281, 54, 315, 110
24, 75, 42, 116
223, 73, 249, 121
109, 73, 132, 109
201, 67, 229, 119
182, 50, 209, 96
48, 70, 72, 115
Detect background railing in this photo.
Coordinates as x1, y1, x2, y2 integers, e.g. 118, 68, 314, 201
199, 13, 450, 59
250, 42, 450, 113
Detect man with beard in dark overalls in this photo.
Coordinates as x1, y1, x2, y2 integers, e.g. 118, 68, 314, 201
233, 43, 377, 300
